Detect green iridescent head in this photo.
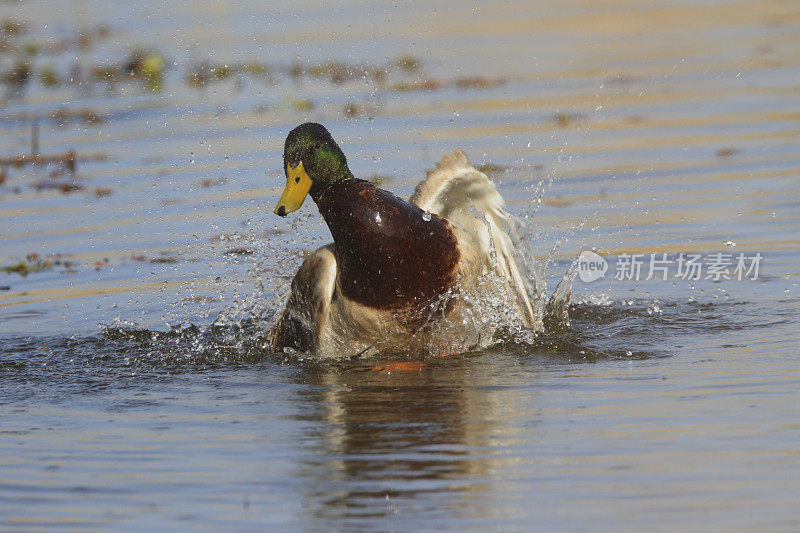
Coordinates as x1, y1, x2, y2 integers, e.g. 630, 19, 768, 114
274, 122, 353, 216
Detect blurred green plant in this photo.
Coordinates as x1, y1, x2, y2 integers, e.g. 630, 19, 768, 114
39, 66, 60, 87
2, 254, 52, 277
141, 53, 165, 91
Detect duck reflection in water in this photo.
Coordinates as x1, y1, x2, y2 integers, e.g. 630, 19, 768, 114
289, 353, 541, 523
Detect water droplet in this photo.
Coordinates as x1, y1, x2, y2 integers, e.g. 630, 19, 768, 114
422, 212, 432, 222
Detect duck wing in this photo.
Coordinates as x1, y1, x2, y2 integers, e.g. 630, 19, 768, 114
269, 244, 338, 352
410, 149, 537, 328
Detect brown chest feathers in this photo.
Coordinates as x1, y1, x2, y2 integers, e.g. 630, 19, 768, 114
316, 179, 460, 311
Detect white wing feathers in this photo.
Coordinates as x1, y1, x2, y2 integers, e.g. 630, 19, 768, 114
410, 149, 537, 328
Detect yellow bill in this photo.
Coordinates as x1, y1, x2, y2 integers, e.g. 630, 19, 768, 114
274, 161, 312, 216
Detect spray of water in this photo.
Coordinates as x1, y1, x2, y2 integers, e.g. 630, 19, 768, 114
103, 83, 638, 361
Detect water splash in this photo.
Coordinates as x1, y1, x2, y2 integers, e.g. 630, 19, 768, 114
145, 179, 587, 360
94, 296, 762, 369
100, 156, 592, 361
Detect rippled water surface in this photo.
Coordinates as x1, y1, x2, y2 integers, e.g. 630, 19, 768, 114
1, 0, 799, 530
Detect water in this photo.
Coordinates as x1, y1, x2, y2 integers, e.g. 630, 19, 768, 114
2, 0, 800, 529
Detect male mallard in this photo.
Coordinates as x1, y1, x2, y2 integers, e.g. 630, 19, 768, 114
268, 122, 535, 358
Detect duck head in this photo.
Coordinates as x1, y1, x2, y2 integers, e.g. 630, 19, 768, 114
274, 122, 354, 216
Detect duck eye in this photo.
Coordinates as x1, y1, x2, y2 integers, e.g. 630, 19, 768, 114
295, 177, 301, 183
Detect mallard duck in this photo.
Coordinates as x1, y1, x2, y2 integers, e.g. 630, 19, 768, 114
268, 122, 536, 358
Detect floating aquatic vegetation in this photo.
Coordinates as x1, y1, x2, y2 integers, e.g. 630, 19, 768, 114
299, 60, 358, 84
543, 196, 573, 208
287, 58, 403, 87
196, 178, 225, 188
551, 112, 586, 128
57, 182, 82, 193
476, 162, 508, 173
25, 48, 168, 93
0, 146, 89, 193
76, 27, 105, 50
92, 258, 110, 271
242, 60, 270, 77
1, 16, 433, 100
1, 254, 52, 277
11, 35, 432, 102
0, 21, 110, 61
454, 76, 506, 90
0, 252, 164, 277
50, 108, 104, 126
0, 151, 77, 174
22, 41, 38, 56
38, 66, 60, 87
390, 74, 506, 93
187, 62, 233, 88
140, 54, 165, 91
396, 55, 420, 72
3, 60, 30, 93
1, 19, 27, 36
30, 178, 83, 193
390, 78, 443, 92
94, 187, 113, 198
715, 147, 740, 158
150, 256, 179, 264
91, 65, 117, 83
343, 103, 359, 117
290, 97, 313, 111
123, 49, 166, 91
